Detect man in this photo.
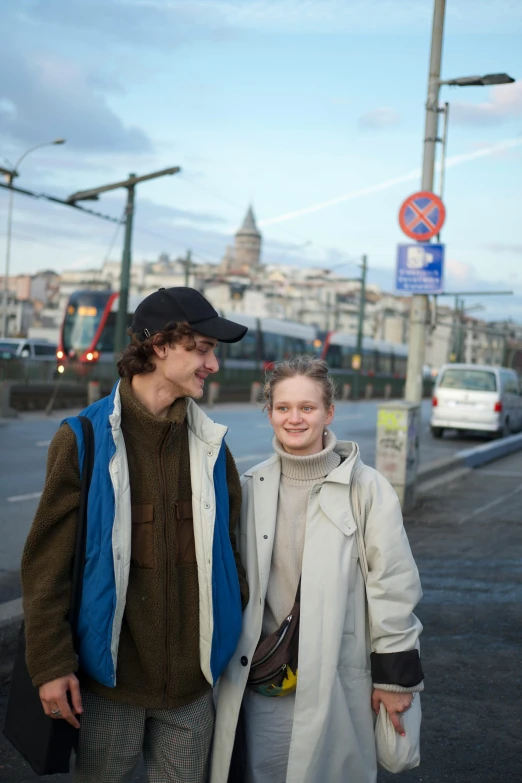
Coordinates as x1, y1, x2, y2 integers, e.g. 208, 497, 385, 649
21, 287, 249, 782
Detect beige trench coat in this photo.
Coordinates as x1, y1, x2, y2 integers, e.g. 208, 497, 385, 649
210, 441, 423, 783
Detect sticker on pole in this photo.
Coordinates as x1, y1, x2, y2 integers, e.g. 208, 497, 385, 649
398, 191, 446, 241
396, 243, 445, 294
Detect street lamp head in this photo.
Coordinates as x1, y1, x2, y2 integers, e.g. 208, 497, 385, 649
441, 73, 515, 87
53, 138, 66, 145
479, 73, 515, 86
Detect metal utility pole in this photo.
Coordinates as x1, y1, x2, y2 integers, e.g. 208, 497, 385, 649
183, 249, 192, 287
353, 254, 368, 400
1, 139, 66, 337
115, 178, 136, 358
438, 102, 450, 203
1, 171, 15, 338
404, 0, 446, 403
456, 300, 465, 362
441, 289, 513, 363
67, 166, 181, 355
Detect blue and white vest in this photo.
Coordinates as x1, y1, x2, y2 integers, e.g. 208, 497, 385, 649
64, 382, 242, 688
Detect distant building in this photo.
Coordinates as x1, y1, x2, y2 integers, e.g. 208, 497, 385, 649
221, 206, 262, 273
235, 205, 262, 269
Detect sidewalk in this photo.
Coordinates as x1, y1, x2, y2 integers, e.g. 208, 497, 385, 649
1, 452, 521, 781
379, 450, 522, 782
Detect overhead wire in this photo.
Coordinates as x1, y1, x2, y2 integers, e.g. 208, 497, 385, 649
101, 207, 126, 265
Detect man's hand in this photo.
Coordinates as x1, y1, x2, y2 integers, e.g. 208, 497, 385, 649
371, 688, 413, 737
39, 673, 83, 729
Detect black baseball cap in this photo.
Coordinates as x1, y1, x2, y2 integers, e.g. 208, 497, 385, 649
131, 287, 248, 343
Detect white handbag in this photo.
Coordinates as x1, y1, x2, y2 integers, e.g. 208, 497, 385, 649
374, 694, 421, 773
352, 487, 422, 773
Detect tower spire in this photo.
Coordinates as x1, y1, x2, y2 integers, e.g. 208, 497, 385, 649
235, 205, 262, 268
239, 205, 259, 234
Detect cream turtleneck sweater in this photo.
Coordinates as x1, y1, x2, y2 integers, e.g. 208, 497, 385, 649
263, 430, 341, 637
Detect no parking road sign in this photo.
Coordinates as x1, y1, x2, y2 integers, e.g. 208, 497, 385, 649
396, 243, 445, 294
399, 191, 446, 241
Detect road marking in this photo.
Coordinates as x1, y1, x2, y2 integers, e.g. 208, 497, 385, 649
0, 597, 23, 626
256, 414, 364, 427
36, 440, 51, 447
476, 469, 522, 478
7, 492, 42, 503
235, 454, 270, 465
458, 484, 522, 525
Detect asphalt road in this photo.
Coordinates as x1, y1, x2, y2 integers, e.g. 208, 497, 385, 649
0, 398, 497, 604
1, 447, 520, 781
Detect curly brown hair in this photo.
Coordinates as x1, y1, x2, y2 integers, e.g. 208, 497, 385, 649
262, 355, 337, 410
117, 322, 197, 378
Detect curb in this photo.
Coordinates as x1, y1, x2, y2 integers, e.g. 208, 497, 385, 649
417, 453, 463, 484
457, 432, 522, 468
417, 431, 522, 487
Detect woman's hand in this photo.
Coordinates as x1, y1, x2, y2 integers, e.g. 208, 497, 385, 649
371, 688, 413, 736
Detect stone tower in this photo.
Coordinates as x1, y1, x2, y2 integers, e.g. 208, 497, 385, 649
234, 205, 262, 269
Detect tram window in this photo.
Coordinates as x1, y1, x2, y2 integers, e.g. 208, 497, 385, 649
394, 356, 407, 376
379, 353, 392, 373
362, 351, 377, 372
263, 332, 285, 362
289, 337, 305, 355
325, 344, 342, 369
341, 348, 354, 370
282, 336, 308, 357
94, 312, 115, 352
228, 331, 257, 360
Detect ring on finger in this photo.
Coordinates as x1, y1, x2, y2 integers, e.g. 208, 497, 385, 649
51, 707, 62, 717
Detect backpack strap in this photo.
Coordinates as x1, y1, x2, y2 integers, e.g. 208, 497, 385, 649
69, 416, 95, 650
349, 461, 369, 584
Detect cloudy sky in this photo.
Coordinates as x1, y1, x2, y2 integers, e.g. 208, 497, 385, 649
1, 0, 521, 319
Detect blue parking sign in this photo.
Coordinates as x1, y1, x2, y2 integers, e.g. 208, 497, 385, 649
396, 243, 445, 294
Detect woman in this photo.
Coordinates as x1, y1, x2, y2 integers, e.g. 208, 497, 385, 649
211, 356, 424, 783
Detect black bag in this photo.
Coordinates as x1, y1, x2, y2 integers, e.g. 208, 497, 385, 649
246, 580, 301, 697
3, 416, 94, 775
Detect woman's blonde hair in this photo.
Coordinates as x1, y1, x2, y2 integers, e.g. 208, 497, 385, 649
262, 355, 337, 410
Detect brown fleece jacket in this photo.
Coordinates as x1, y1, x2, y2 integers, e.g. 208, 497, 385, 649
21, 378, 248, 709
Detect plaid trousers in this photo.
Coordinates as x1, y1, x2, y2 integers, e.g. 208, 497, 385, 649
75, 688, 214, 783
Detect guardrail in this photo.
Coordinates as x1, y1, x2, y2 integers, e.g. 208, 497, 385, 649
0, 358, 58, 384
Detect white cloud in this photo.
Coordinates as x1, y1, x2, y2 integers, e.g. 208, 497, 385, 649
445, 258, 476, 283
451, 81, 522, 126
358, 107, 400, 130
0, 44, 152, 154
156, 0, 521, 34
486, 243, 522, 255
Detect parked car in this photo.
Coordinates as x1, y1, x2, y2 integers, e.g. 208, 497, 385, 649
431, 363, 522, 439
0, 338, 57, 361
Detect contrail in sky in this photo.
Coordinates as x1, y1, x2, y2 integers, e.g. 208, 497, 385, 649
258, 136, 522, 227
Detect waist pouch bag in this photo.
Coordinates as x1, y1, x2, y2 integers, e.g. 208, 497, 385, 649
3, 416, 94, 775
247, 579, 300, 696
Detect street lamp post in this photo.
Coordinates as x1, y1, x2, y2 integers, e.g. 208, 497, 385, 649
1, 139, 66, 337
404, 0, 515, 403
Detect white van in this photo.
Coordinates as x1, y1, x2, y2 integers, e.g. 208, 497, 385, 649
0, 338, 57, 361
430, 363, 522, 438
